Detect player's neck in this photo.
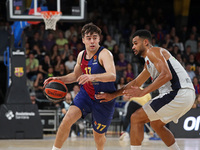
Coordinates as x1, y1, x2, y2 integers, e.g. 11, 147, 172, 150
142, 45, 153, 57
86, 46, 100, 59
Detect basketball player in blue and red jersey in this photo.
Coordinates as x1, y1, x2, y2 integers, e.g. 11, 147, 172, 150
44, 23, 116, 150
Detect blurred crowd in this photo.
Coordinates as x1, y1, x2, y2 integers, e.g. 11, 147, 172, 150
0, 0, 200, 110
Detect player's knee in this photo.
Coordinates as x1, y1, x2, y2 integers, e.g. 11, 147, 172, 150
94, 134, 106, 145
61, 115, 75, 127
130, 110, 141, 124
150, 121, 164, 131
130, 113, 137, 124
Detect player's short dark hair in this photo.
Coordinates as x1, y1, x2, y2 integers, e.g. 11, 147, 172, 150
81, 23, 102, 38
132, 29, 152, 44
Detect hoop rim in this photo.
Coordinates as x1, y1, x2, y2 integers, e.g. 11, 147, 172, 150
40, 11, 62, 18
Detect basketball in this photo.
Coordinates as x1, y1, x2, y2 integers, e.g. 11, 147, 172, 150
43, 79, 67, 102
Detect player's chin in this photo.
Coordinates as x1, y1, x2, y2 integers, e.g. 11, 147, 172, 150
90, 46, 96, 50
134, 51, 138, 55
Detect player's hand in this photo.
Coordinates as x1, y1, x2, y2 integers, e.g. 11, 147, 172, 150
77, 74, 95, 85
123, 86, 145, 98
43, 77, 60, 88
95, 92, 114, 103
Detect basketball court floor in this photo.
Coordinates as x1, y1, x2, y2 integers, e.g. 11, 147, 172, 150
0, 134, 199, 150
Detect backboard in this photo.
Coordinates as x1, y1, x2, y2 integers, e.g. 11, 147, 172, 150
6, 0, 87, 22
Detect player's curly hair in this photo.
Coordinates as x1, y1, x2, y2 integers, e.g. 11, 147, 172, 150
132, 29, 152, 44
81, 23, 102, 38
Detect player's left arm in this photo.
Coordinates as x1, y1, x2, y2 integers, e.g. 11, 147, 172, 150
94, 49, 116, 82
142, 48, 172, 95
77, 49, 116, 85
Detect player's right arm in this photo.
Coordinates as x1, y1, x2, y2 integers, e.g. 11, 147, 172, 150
96, 65, 150, 102
44, 51, 84, 86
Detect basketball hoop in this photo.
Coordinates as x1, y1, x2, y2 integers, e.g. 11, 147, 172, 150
41, 11, 62, 30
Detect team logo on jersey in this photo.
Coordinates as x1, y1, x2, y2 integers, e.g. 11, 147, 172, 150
93, 55, 97, 61
93, 55, 98, 64
146, 60, 150, 68
14, 67, 24, 77
94, 121, 97, 125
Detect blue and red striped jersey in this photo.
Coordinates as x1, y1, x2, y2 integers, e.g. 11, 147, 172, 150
80, 46, 116, 100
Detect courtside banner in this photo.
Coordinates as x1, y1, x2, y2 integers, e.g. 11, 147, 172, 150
169, 109, 200, 138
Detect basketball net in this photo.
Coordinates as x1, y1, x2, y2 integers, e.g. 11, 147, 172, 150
41, 11, 62, 30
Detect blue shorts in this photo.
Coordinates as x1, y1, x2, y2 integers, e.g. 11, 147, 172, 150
72, 87, 116, 134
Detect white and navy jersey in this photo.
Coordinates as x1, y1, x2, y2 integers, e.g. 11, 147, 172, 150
145, 55, 194, 94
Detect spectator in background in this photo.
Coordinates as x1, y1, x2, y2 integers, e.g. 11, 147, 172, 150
53, 55, 64, 73
185, 63, 196, 81
60, 93, 78, 137
28, 31, 43, 50
172, 45, 181, 57
185, 33, 197, 53
195, 66, 200, 81
116, 53, 129, 83
25, 42, 31, 55
117, 77, 126, 90
38, 55, 52, 77
74, 42, 84, 59
175, 53, 185, 67
70, 84, 80, 100
173, 36, 184, 53
32, 44, 43, 61
65, 26, 78, 41
195, 41, 200, 65
188, 53, 197, 71
117, 77, 126, 100
45, 66, 54, 79
155, 24, 165, 45
69, 35, 78, 55
56, 31, 68, 54
112, 44, 120, 64
192, 94, 200, 109
65, 54, 76, 73
193, 77, 200, 95
26, 51, 39, 81
178, 25, 188, 43
30, 92, 37, 104
54, 63, 67, 77
43, 32, 55, 54
183, 45, 192, 63
169, 27, 176, 40
152, 37, 159, 47
61, 44, 72, 61
34, 72, 46, 99
103, 34, 117, 51
38, 23, 48, 40
191, 25, 199, 41
162, 34, 173, 49
29, 91, 44, 109
124, 63, 134, 83
50, 44, 59, 62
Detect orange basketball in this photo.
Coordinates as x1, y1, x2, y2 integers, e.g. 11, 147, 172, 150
43, 79, 67, 102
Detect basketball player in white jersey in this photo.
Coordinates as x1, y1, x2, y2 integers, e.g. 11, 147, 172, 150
96, 30, 195, 150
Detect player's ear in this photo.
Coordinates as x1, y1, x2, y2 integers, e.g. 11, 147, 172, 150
144, 39, 149, 46
82, 38, 85, 44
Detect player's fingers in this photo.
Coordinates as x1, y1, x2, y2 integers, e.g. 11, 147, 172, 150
78, 77, 88, 85
43, 78, 52, 87
95, 94, 106, 99
100, 99, 108, 103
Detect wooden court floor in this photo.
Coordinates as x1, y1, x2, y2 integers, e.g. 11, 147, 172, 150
0, 134, 199, 150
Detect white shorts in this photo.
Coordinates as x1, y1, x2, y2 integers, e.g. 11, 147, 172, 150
143, 88, 195, 124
